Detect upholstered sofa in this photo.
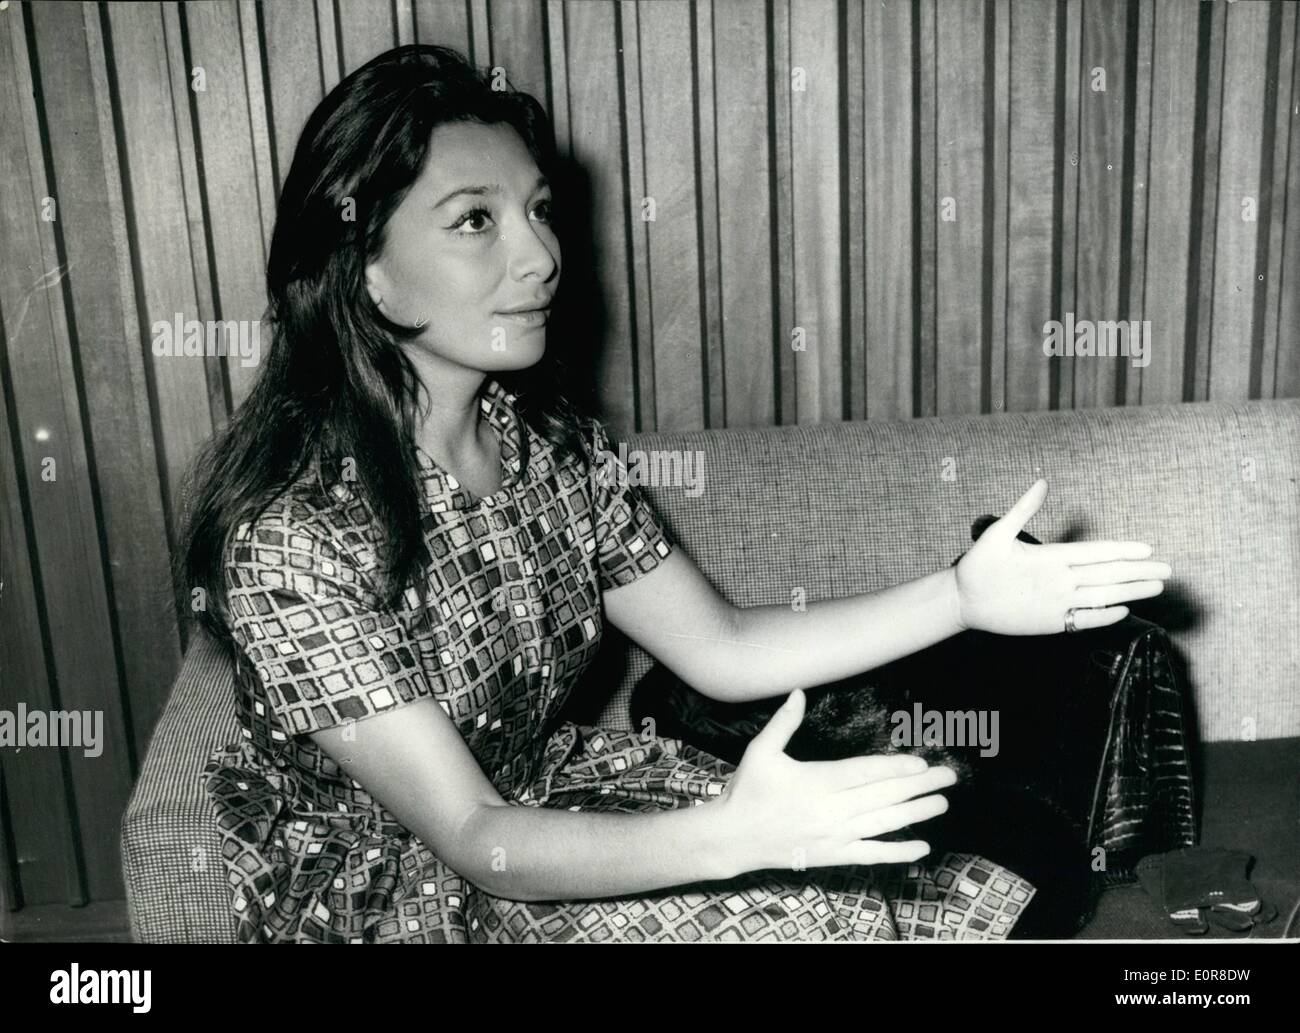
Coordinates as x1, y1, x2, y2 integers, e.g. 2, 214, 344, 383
122, 398, 1300, 941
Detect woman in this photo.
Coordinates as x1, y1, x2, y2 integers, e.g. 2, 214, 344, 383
179, 44, 1171, 943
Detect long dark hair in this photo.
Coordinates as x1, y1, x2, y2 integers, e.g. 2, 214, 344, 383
175, 44, 592, 646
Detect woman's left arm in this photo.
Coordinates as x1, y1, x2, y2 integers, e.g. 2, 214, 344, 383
603, 479, 1172, 705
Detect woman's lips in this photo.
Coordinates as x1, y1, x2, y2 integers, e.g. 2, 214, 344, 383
494, 308, 549, 327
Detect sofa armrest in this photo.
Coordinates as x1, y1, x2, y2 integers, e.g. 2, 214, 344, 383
120, 627, 241, 943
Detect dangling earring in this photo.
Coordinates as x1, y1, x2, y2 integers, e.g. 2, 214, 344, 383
414, 314, 428, 329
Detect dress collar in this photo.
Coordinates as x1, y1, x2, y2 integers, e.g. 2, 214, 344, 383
414, 377, 528, 512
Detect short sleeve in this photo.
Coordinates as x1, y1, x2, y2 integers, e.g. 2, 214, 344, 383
223, 516, 434, 738
586, 418, 675, 590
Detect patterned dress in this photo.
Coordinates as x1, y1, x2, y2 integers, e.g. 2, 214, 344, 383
201, 376, 1036, 942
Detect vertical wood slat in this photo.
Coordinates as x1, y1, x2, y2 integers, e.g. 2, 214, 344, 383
0, 363, 81, 908
1073, 0, 1128, 410
933, 0, 986, 417
415, 0, 471, 56
771, 0, 796, 424
860, 0, 915, 422
487, 0, 548, 109
713, 0, 775, 429
988, 0, 1010, 416
562, 0, 636, 435
1005, 0, 1057, 414
1140, 0, 1199, 405
1056, 0, 1083, 410
104, 1, 216, 516
29, 0, 182, 758
636, 0, 704, 433
1, 3, 134, 903
1258, 0, 1297, 400
1190, 0, 1228, 402
183, 0, 271, 411
1123, 0, 1155, 408
263, 0, 324, 198
335, 0, 398, 75
788, 0, 841, 425
1209, 0, 1271, 402
692, 0, 725, 430
1273, 6, 1300, 400
915, 0, 937, 417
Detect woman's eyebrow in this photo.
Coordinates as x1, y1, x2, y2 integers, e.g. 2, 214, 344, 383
432, 175, 549, 209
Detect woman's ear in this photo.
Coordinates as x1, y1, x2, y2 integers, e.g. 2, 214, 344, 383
363, 262, 386, 309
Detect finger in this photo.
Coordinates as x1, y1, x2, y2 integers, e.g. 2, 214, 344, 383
1066, 605, 1129, 630
840, 839, 933, 867
988, 479, 1048, 542
1070, 560, 1173, 587
748, 688, 805, 754
818, 752, 931, 792
1073, 580, 1164, 608
848, 793, 950, 841
839, 766, 959, 814
1053, 540, 1155, 563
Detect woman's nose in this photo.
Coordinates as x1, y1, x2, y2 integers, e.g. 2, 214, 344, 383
506, 220, 559, 282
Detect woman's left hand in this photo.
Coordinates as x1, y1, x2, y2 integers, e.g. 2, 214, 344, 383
953, 479, 1173, 636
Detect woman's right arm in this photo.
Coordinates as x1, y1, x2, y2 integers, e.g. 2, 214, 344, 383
310, 687, 957, 902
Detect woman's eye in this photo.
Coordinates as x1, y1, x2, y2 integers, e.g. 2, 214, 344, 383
532, 198, 554, 224
451, 207, 494, 234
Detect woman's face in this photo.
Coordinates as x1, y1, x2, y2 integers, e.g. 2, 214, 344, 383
364, 120, 560, 374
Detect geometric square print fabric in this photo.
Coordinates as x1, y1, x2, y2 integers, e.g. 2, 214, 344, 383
201, 376, 1034, 942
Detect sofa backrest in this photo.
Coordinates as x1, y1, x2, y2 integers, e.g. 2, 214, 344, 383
586, 398, 1300, 744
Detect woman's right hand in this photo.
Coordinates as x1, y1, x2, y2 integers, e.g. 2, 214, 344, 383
714, 688, 957, 876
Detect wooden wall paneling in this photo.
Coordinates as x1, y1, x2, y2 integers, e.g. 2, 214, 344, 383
615, 1, 654, 433
859, 0, 915, 422
469, 0, 492, 69
487, 0, 549, 110
28, 1, 181, 753
711, 0, 775, 429
1122, 0, 1154, 409
1208, 0, 1271, 402
104, 2, 216, 515
163, 2, 225, 431
933, 0, 986, 417
185, 0, 273, 411
336, 0, 399, 75
1274, 6, 1300, 400
1055, 0, 1083, 410
1072, 0, 1128, 410
0, 371, 80, 908
1, 7, 134, 902
690, 0, 724, 429
789, 0, 841, 425
1258, 0, 1297, 400
915, 0, 937, 417
563, 0, 639, 435
1005, 0, 1057, 414
237, 2, 278, 271
543, 0, 569, 153
1189, 0, 1227, 402
844, 0, 865, 422
415, 0, 473, 56
314, 0, 342, 93
262, 0, 324, 198
771, 0, 796, 424
988, 0, 1010, 416
636, 0, 704, 432
1140, 0, 1199, 404
396, 0, 416, 45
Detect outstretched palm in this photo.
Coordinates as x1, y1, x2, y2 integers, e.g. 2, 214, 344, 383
954, 479, 1171, 636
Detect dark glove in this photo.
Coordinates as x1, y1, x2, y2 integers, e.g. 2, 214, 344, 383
1137, 847, 1277, 935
